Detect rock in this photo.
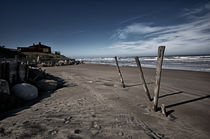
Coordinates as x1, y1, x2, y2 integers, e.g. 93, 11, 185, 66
11, 83, 38, 101
35, 79, 58, 91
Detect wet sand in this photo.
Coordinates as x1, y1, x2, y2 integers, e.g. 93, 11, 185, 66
0, 64, 210, 139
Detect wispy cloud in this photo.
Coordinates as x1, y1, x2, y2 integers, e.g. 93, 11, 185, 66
181, 2, 210, 18
109, 2, 210, 56
119, 14, 152, 25
111, 23, 164, 40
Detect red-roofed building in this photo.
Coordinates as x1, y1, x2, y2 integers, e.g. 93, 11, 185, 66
17, 42, 51, 53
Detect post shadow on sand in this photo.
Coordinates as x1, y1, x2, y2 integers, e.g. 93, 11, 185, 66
154, 91, 209, 117
159, 91, 183, 98
165, 95, 210, 109
0, 73, 70, 121
125, 82, 154, 88
160, 94, 210, 117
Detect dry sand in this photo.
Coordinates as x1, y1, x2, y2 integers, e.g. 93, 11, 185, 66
0, 64, 210, 139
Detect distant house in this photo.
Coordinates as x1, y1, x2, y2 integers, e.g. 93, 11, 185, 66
17, 42, 51, 53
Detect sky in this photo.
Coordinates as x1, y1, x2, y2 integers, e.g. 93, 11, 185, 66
0, 0, 210, 58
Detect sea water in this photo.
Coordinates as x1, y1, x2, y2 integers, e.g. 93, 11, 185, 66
77, 55, 210, 72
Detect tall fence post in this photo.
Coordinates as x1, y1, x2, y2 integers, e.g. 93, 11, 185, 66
153, 46, 165, 111
114, 56, 125, 88
135, 57, 152, 101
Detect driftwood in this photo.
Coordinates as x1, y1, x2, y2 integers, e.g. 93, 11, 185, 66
135, 57, 152, 101
153, 46, 165, 111
114, 56, 125, 88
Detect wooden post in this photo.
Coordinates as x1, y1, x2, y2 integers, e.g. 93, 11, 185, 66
19, 63, 26, 82
1, 62, 6, 79
0, 62, 2, 78
37, 56, 40, 64
135, 57, 152, 101
114, 56, 125, 88
16, 62, 21, 82
15, 55, 18, 61
5, 62, 10, 82
25, 65, 29, 81
161, 104, 167, 116
153, 46, 165, 111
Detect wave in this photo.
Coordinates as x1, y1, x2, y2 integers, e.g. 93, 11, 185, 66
77, 55, 210, 72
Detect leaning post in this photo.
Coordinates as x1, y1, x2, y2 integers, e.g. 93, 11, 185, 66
114, 56, 125, 88
153, 46, 165, 111
135, 57, 152, 101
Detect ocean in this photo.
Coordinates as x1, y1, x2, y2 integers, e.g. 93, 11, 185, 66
77, 55, 210, 72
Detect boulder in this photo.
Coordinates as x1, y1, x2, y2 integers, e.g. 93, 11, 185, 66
11, 83, 38, 101
35, 79, 58, 91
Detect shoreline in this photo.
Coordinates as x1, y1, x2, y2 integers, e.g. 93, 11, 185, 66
78, 54, 210, 73
83, 63, 210, 73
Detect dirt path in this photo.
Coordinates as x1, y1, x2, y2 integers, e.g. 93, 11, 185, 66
0, 64, 210, 139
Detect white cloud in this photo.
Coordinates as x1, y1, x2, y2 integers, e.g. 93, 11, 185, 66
109, 2, 210, 56
111, 23, 164, 40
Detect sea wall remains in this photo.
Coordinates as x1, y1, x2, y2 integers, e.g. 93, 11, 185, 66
0, 58, 70, 113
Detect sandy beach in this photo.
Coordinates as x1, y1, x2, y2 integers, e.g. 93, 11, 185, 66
0, 64, 210, 139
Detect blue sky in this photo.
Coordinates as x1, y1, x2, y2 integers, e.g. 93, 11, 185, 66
0, 0, 210, 58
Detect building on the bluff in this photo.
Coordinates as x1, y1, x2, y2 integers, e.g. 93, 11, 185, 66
17, 42, 51, 53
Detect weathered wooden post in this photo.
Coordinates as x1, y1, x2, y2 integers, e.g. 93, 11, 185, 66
161, 104, 167, 116
153, 46, 165, 111
25, 65, 29, 81
1, 62, 6, 79
37, 56, 40, 64
16, 62, 21, 82
19, 63, 26, 82
114, 56, 125, 88
0, 62, 2, 78
5, 62, 10, 82
135, 57, 152, 101
15, 55, 18, 61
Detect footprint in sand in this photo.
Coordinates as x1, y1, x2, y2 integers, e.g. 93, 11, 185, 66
74, 129, 82, 134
